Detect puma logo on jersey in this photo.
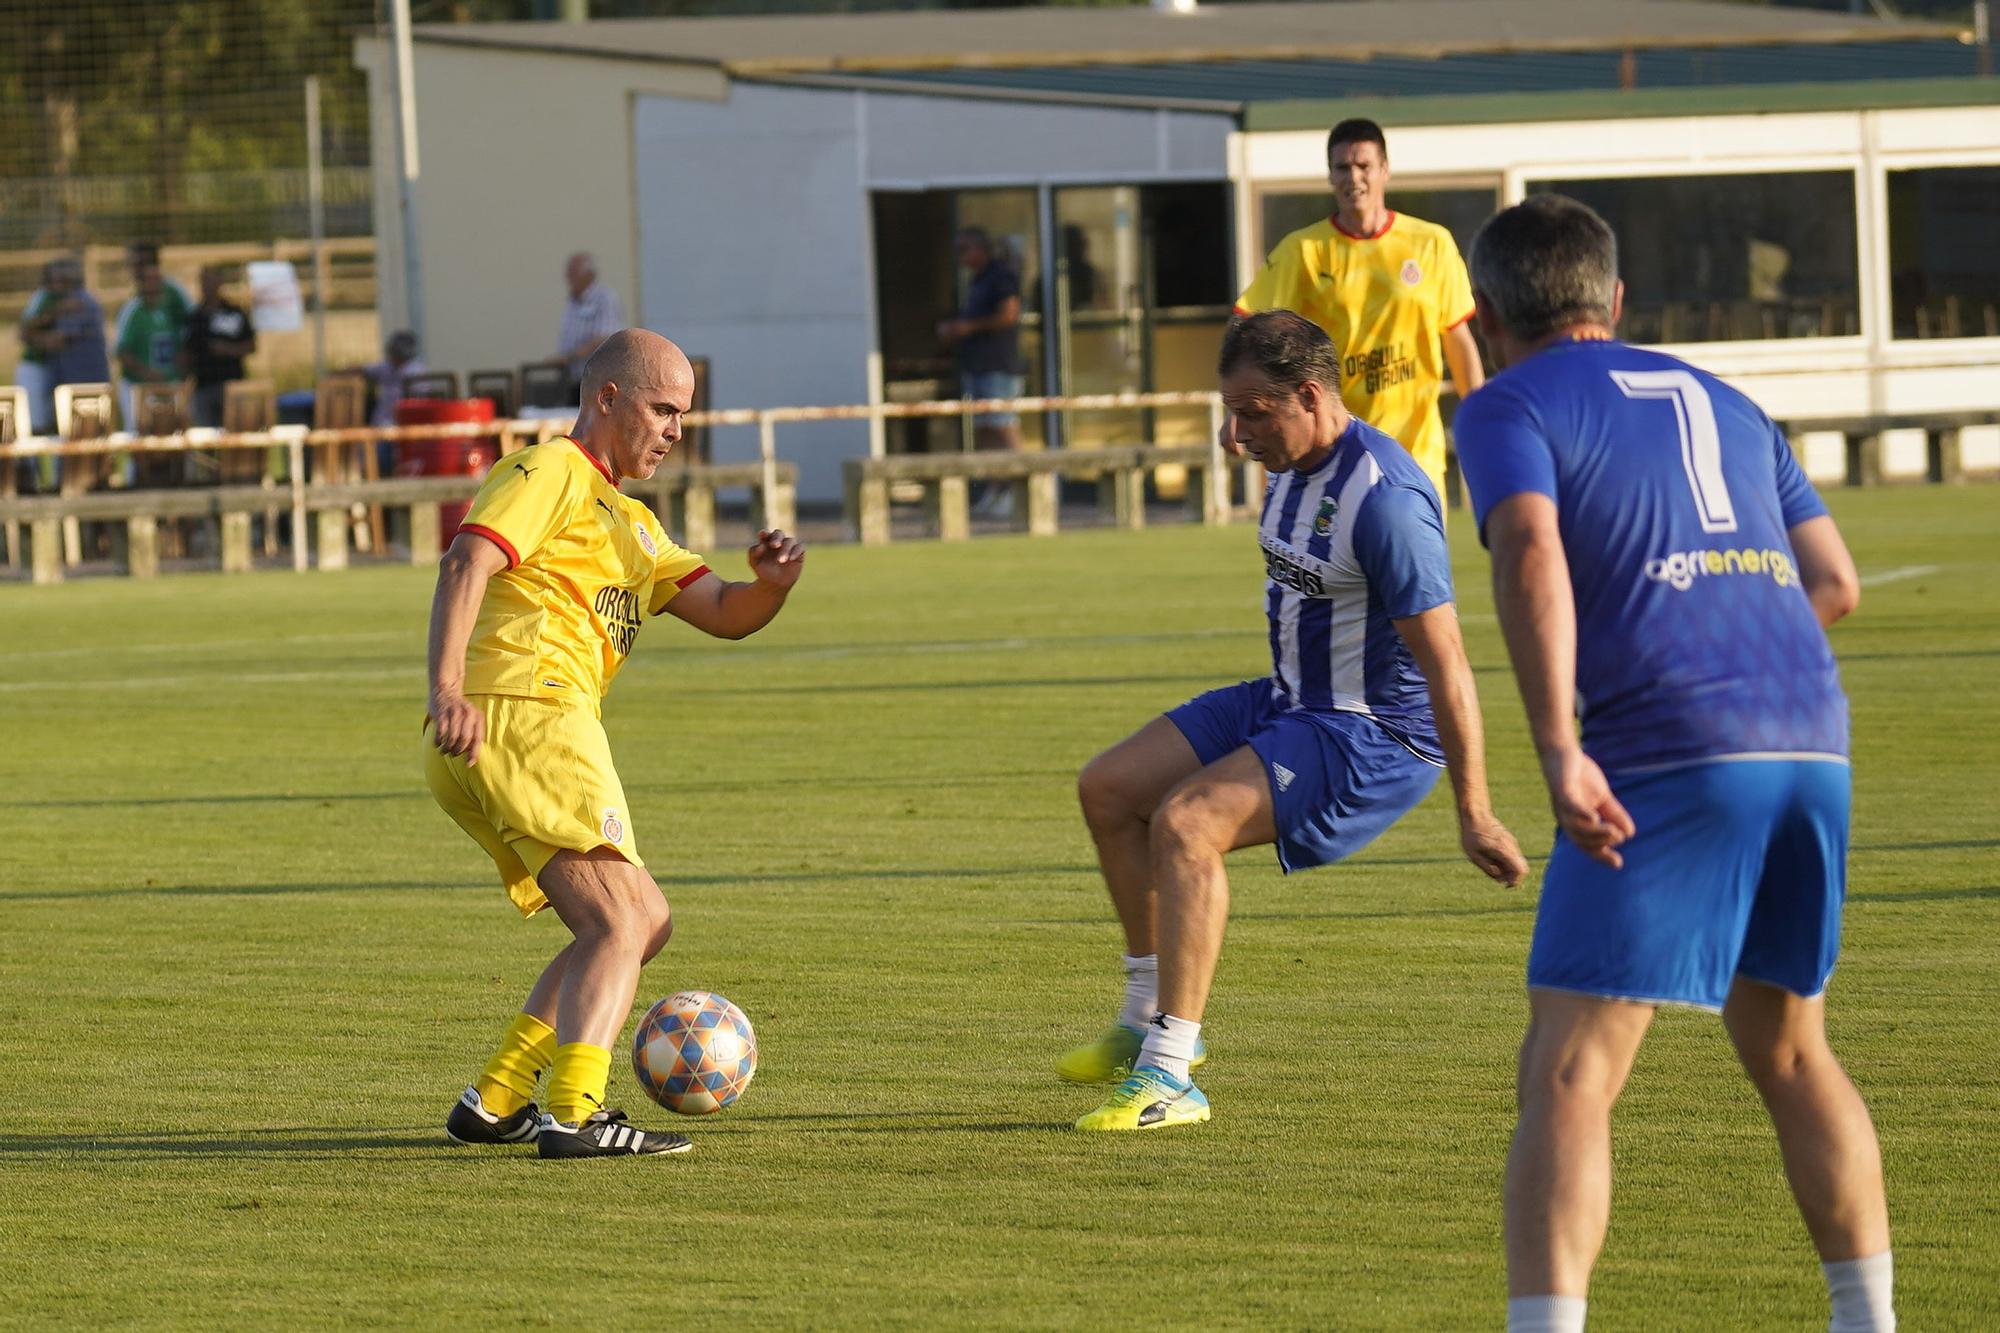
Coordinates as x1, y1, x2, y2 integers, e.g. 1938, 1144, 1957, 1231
594, 498, 614, 518
514, 462, 537, 478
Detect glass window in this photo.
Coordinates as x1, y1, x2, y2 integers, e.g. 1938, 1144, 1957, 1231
869, 187, 1044, 451
1525, 172, 1860, 343
1889, 166, 2000, 340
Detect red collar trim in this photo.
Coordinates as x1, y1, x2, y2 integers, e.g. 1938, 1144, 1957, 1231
1330, 210, 1396, 241
564, 437, 620, 487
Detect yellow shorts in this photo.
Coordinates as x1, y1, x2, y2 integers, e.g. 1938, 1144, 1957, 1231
423, 694, 644, 917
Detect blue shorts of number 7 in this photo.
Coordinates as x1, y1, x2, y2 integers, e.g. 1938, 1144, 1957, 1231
1529, 757, 1850, 1012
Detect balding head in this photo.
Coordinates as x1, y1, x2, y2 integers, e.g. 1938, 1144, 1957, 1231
581, 328, 689, 403
573, 327, 696, 480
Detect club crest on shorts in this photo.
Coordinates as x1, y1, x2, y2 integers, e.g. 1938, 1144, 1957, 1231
1400, 259, 1422, 286
636, 524, 657, 557
1313, 495, 1339, 536
601, 809, 625, 844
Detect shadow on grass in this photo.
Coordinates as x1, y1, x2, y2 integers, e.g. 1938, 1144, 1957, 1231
1, 864, 1108, 904
0, 1126, 450, 1160
0, 790, 417, 811
721, 1111, 1068, 1135
1853, 838, 2000, 853
1852, 885, 2000, 904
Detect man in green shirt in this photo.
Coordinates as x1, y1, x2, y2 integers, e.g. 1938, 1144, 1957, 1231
116, 257, 192, 431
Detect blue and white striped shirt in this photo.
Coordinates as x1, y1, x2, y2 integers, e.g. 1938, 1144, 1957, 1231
1259, 416, 1455, 763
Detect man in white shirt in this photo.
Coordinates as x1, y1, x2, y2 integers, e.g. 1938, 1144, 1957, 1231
556, 253, 625, 400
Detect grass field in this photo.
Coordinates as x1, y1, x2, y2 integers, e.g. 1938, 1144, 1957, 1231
1, 486, 1995, 1329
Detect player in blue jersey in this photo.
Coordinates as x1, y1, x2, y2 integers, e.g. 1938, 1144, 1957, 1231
1455, 195, 1890, 1333
1062, 311, 1527, 1132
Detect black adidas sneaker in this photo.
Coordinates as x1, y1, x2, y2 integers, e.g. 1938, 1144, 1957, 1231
537, 1107, 692, 1159
444, 1086, 542, 1146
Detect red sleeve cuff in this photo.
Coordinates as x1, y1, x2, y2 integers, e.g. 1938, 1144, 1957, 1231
460, 523, 519, 568
1446, 309, 1475, 331
674, 564, 712, 589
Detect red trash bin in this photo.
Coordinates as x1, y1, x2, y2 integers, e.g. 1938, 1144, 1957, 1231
394, 397, 496, 545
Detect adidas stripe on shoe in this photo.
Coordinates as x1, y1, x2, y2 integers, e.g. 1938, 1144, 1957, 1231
536, 1107, 692, 1159
444, 1085, 542, 1146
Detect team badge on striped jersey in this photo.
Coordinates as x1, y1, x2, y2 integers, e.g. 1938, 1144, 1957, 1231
1313, 495, 1339, 537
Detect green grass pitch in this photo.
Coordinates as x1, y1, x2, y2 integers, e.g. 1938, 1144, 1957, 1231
1, 486, 1994, 1328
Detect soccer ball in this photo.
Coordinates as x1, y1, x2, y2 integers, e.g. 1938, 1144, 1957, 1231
631, 990, 758, 1115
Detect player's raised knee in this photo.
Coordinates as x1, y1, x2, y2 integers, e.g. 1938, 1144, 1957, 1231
1148, 784, 1230, 858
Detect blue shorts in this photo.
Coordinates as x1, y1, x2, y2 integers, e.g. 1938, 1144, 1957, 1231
962, 371, 1024, 430
1530, 758, 1850, 1011
1167, 679, 1442, 874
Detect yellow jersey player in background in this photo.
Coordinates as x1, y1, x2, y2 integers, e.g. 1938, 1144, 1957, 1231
425, 327, 805, 1159
1234, 118, 1484, 500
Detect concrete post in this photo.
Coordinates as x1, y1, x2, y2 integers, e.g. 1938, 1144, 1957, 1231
1846, 433, 1882, 487
408, 502, 440, 563
929, 476, 971, 541
316, 508, 349, 570
125, 514, 159, 579
220, 512, 253, 573
1024, 473, 1060, 537
852, 474, 892, 546
1932, 428, 1963, 484
30, 519, 62, 584
681, 485, 716, 553
1099, 468, 1146, 530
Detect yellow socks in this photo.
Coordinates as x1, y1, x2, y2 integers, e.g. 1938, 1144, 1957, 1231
473, 1012, 557, 1118
545, 1042, 613, 1126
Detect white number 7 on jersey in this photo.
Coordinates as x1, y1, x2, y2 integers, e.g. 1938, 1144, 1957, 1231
1610, 369, 1738, 533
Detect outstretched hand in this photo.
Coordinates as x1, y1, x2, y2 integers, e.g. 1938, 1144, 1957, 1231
1460, 811, 1529, 886
1539, 746, 1636, 869
747, 529, 806, 590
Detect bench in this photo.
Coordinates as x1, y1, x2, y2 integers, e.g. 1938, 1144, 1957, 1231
842, 444, 1250, 545
0, 459, 799, 583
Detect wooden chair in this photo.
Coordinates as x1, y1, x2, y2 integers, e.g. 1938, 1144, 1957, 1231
55, 382, 117, 565
220, 380, 277, 484
402, 371, 459, 400
468, 370, 517, 419
520, 362, 569, 409
314, 374, 380, 553
132, 382, 193, 489
0, 387, 23, 568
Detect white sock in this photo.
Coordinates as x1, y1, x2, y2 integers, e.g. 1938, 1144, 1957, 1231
1117, 954, 1157, 1030
1135, 1012, 1200, 1081
1506, 1295, 1586, 1333
1825, 1251, 1894, 1332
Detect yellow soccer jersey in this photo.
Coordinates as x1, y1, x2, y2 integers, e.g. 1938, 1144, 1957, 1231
1236, 211, 1475, 494
458, 438, 708, 708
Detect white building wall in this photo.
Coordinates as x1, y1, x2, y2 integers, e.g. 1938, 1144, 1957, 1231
632, 83, 1230, 500
356, 39, 726, 381
1237, 104, 2000, 428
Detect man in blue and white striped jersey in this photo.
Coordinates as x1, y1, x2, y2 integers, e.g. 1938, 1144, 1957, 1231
1066, 310, 1528, 1133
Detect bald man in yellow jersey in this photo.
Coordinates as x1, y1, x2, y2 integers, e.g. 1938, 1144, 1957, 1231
1234, 118, 1484, 500
426, 327, 805, 1159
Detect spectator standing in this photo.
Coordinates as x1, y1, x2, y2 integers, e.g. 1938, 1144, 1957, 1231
363, 329, 426, 430
937, 226, 1024, 517
13, 257, 110, 491
183, 265, 256, 428
16, 257, 111, 434
556, 253, 624, 401
116, 256, 192, 429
